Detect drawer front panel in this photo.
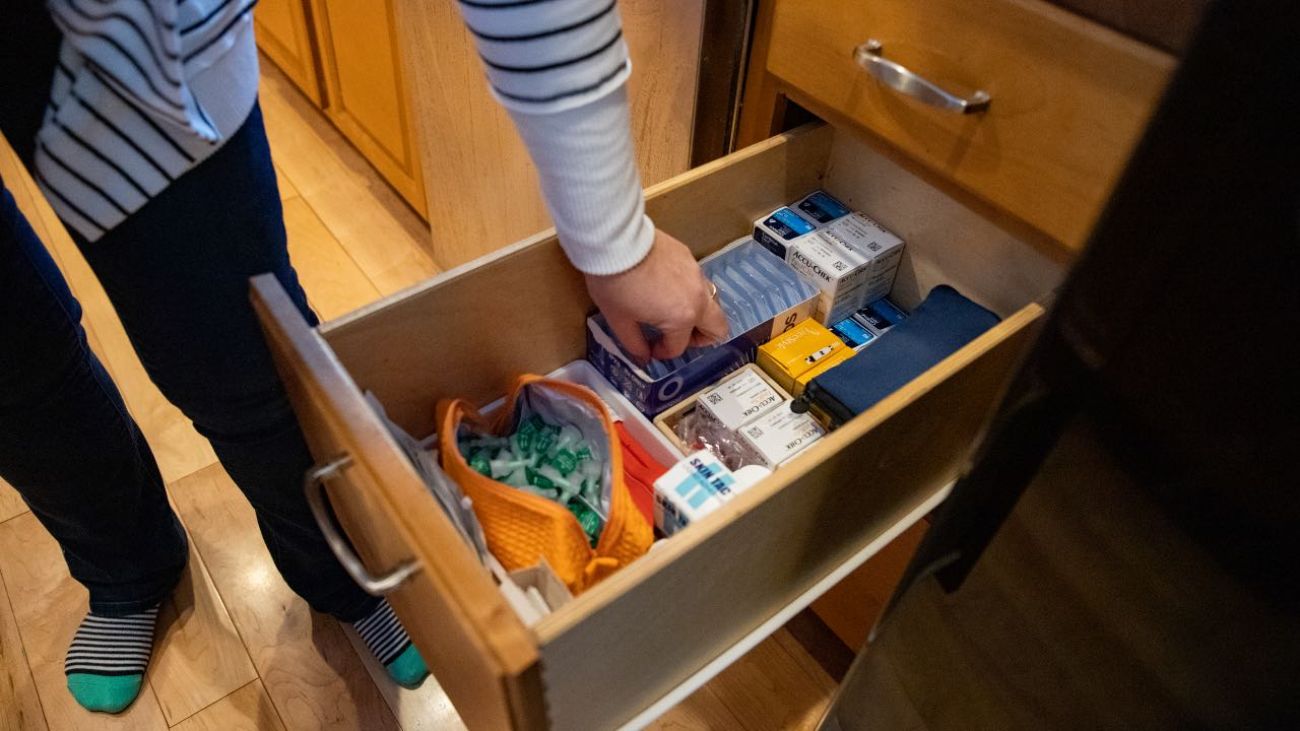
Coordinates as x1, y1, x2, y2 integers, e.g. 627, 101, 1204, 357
251, 275, 543, 730
535, 303, 1043, 730
767, 0, 1172, 251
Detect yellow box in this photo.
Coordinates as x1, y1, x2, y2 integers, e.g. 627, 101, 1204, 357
757, 319, 846, 394
792, 346, 855, 396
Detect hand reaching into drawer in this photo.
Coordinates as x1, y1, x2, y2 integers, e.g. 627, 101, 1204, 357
584, 229, 729, 363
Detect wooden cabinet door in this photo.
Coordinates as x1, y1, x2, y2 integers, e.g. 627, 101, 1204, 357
393, 0, 705, 270
254, 0, 323, 105
309, 0, 428, 217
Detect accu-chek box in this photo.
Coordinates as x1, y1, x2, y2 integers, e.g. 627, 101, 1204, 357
753, 206, 817, 259
739, 405, 826, 468
793, 190, 852, 225
696, 367, 786, 431
817, 212, 906, 313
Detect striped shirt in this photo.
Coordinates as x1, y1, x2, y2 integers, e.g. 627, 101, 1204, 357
36, 0, 262, 241
455, 0, 653, 274
38, 0, 650, 274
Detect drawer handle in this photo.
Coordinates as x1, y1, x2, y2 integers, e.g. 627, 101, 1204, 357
853, 39, 991, 114
305, 455, 421, 595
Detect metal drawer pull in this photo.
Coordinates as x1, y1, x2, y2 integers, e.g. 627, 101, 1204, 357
305, 455, 421, 595
853, 39, 991, 114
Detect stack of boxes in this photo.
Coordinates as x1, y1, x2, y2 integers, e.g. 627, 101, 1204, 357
755, 191, 905, 326
593, 188, 912, 539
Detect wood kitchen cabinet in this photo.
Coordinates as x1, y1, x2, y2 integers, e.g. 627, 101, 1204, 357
393, 0, 705, 269
307, 0, 428, 218
255, 0, 427, 216
254, 0, 323, 106
257, 0, 703, 253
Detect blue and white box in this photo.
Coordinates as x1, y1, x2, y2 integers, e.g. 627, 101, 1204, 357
829, 315, 877, 350
753, 206, 817, 259
855, 297, 908, 336
586, 239, 818, 417
794, 190, 852, 225
653, 451, 769, 535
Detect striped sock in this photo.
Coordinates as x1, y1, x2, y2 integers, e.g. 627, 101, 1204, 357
64, 605, 159, 714
352, 599, 428, 689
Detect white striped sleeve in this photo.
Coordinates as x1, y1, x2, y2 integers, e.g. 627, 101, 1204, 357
455, 0, 654, 275
457, 0, 631, 115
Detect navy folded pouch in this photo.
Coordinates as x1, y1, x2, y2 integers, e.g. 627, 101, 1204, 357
793, 285, 1001, 427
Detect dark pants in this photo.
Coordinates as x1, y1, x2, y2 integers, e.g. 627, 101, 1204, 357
0, 96, 378, 621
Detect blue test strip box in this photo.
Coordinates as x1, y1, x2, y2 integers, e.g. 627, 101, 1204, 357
753, 206, 817, 259
855, 297, 908, 335
587, 238, 817, 417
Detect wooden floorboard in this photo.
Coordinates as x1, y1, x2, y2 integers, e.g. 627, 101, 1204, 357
0, 479, 27, 525
169, 680, 286, 731
259, 62, 438, 297
149, 544, 259, 727
647, 685, 744, 730
282, 197, 383, 322
705, 633, 835, 731
167, 465, 399, 731
0, 563, 47, 731
0, 513, 170, 730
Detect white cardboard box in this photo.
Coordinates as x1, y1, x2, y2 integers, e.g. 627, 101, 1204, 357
653, 451, 769, 536
820, 213, 905, 305
697, 367, 786, 431
739, 404, 826, 468
786, 230, 876, 324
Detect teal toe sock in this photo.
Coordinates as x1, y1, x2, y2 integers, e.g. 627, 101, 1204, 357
385, 644, 429, 689
67, 673, 144, 714
64, 605, 159, 714
353, 599, 428, 689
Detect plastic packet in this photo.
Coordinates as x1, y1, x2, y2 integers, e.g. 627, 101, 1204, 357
674, 407, 763, 471
364, 392, 490, 562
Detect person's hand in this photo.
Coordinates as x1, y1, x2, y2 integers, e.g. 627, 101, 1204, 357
584, 229, 729, 362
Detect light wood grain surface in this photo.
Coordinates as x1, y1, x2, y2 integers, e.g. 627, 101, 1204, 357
392, 0, 705, 269
282, 197, 383, 321
169, 681, 286, 731
0, 565, 47, 731
764, 0, 1174, 254
150, 545, 259, 726
0, 479, 26, 525
704, 636, 834, 731
259, 62, 438, 297
167, 465, 401, 731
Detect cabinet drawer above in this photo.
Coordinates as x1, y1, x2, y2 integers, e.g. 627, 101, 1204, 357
767, 0, 1174, 254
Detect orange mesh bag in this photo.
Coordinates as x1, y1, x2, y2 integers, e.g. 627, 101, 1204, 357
437, 375, 653, 593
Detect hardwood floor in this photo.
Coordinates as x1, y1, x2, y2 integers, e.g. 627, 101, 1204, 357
0, 62, 837, 730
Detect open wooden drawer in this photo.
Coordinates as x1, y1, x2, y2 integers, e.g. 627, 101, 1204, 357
252, 122, 1066, 729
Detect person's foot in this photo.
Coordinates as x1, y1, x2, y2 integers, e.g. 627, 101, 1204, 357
352, 599, 429, 689
65, 604, 160, 713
